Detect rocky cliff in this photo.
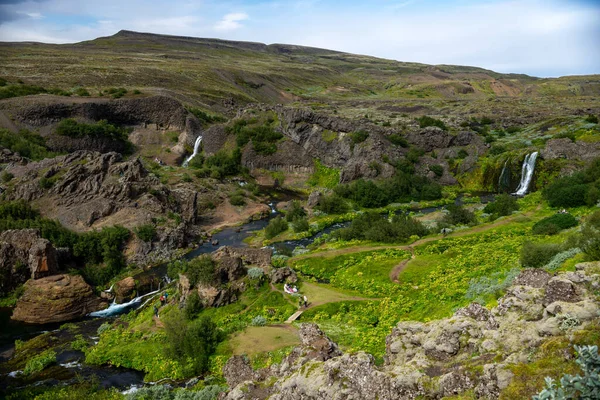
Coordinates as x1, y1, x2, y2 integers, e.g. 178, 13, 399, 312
0, 229, 58, 296
222, 264, 600, 399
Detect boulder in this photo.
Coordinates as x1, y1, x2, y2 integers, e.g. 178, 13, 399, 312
216, 256, 246, 283
307, 191, 322, 208
11, 274, 107, 324
299, 323, 342, 361
114, 276, 136, 303
270, 266, 298, 284
223, 355, 257, 389
543, 277, 581, 305
514, 269, 552, 288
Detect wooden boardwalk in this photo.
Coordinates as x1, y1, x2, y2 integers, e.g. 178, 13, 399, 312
285, 310, 304, 324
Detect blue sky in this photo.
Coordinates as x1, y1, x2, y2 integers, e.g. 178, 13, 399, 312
0, 0, 599, 77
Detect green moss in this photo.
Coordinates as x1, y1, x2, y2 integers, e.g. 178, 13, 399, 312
321, 129, 338, 143
307, 159, 340, 189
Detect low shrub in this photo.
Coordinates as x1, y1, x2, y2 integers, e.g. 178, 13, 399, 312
251, 315, 267, 326
229, 194, 246, 206
442, 204, 476, 226
186, 256, 216, 286
349, 130, 369, 144
585, 115, 599, 124
134, 224, 156, 242
429, 164, 443, 177
520, 241, 562, 268
185, 291, 203, 320
0, 128, 56, 161
387, 134, 408, 147
265, 217, 288, 239
247, 267, 264, 280
292, 217, 310, 233
532, 213, 578, 235
483, 194, 519, 220
417, 116, 447, 131
533, 345, 600, 400
315, 194, 349, 214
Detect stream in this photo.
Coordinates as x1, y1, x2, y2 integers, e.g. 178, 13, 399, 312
0, 191, 495, 394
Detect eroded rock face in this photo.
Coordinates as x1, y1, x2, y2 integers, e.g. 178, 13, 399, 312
0, 229, 58, 296
11, 274, 107, 324
213, 246, 272, 269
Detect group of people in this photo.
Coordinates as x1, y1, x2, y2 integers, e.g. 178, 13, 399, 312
153, 292, 169, 318
283, 284, 309, 308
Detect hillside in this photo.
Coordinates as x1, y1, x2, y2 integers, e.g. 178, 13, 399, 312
0, 31, 600, 400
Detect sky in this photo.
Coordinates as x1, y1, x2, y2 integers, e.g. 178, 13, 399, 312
0, 0, 599, 77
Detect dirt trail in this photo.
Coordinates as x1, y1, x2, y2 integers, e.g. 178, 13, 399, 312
293, 211, 535, 285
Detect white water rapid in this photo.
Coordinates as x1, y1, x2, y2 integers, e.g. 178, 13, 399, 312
512, 152, 538, 196
88, 288, 161, 318
182, 136, 203, 167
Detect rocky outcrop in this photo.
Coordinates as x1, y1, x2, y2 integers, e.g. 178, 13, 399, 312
270, 266, 298, 284
542, 138, 600, 162
11, 274, 107, 324
0, 229, 58, 296
223, 266, 600, 400
5, 151, 198, 231
213, 246, 272, 269
13, 96, 192, 131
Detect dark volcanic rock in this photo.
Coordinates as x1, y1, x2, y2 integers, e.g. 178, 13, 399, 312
543, 276, 581, 305
0, 229, 58, 296
514, 269, 552, 288
270, 266, 298, 284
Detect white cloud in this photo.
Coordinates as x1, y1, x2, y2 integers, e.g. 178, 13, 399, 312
214, 12, 248, 32
0, 0, 597, 76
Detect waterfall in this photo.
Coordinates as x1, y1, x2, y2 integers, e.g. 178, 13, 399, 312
498, 159, 511, 193
88, 289, 161, 318
512, 152, 538, 196
182, 136, 203, 167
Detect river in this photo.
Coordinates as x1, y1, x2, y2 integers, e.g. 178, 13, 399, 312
0, 191, 494, 394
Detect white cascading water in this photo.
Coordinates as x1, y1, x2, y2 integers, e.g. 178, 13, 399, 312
88, 288, 161, 318
512, 152, 538, 196
182, 136, 203, 167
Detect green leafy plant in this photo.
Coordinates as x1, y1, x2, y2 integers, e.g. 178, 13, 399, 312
532, 214, 578, 235
23, 350, 56, 375
533, 345, 600, 400
134, 224, 156, 242
417, 116, 447, 131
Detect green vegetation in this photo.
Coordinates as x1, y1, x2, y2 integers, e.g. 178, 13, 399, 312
103, 87, 127, 98
56, 119, 132, 143
0, 128, 57, 161
191, 148, 242, 179
334, 212, 428, 243
483, 194, 519, 220
187, 107, 226, 124
533, 345, 600, 400
265, 216, 288, 239
387, 134, 408, 147
307, 159, 340, 189
185, 255, 217, 286
134, 224, 156, 242
164, 311, 224, 375
543, 159, 600, 207
334, 172, 442, 208
417, 116, 447, 131
226, 119, 283, 155
520, 241, 562, 268
0, 83, 73, 99
0, 201, 130, 288
441, 204, 476, 226
349, 130, 369, 145
531, 213, 578, 235
23, 350, 56, 375
315, 193, 350, 214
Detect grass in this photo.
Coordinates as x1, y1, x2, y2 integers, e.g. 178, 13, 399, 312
229, 326, 300, 355
300, 281, 367, 306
